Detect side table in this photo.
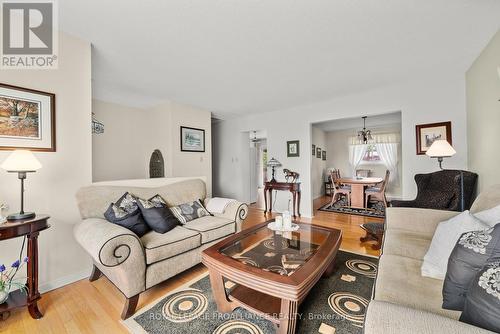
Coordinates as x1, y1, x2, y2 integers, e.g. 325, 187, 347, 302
0, 215, 50, 319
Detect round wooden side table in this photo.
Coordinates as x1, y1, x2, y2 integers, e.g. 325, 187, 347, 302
0, 215, 50, 319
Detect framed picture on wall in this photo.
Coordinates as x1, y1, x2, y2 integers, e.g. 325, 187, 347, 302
316, 147, 321, 158
415, 121, 452, 155
180, 126, 205, 152
322, 150, 326, 161
312, 144, 316, 156
0, 83, 56, 151
287, 140, 300, 157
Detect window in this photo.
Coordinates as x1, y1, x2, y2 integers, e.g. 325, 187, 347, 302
361, 144, 381, 163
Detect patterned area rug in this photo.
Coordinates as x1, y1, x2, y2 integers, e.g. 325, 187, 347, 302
122, 249, 379, 334
319, 198, 385, 218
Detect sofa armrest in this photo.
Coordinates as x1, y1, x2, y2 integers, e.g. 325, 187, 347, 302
205, 199, 249, 232
365, 301, 493, 334
386, 207, 459, 238
73, 218, 146, 297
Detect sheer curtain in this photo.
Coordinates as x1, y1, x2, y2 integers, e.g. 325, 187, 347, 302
376, 142, 399, 184
348, 144, 368, 177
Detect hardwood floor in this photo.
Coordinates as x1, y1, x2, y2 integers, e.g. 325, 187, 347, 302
0, 196, 382, 333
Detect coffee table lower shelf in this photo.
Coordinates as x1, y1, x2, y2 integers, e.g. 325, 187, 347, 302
228, 285, 282, 324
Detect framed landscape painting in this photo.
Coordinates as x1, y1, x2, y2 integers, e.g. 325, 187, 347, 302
0, 83, 55, 151
180, 126, 205, 152
415, 121, 452, 155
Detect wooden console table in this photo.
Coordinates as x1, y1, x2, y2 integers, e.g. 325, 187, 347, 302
264, 181, 301, 218
0, 215, 50, 319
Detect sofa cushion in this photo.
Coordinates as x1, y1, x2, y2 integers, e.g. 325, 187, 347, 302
383, 229, 431, 261
170, 200, 211, 224
183, 216, 235, 244
421, 210, 489, 279
374, 254, 461, 320
460, 256, 500, 332
141, 226, 201, 264
104, 203, 150, 237
443, 224, 500, 311
136, 195, 180, 233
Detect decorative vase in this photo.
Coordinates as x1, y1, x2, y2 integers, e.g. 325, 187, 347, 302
0, 288, 9, 304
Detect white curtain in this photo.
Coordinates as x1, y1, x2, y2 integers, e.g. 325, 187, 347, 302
349, 144, 368, 177
376, 142, 399, 184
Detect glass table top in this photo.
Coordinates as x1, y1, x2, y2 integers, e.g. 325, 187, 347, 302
219, 221, 332, 277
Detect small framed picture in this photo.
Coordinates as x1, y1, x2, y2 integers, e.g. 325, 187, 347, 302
287, 140, 299, 157
312, 144, 316, 156
316, 147, 321, 158
415, 121, 452, 155
322, 150, 326, 161
180, 126, 205, 152
0, 83, 56, 151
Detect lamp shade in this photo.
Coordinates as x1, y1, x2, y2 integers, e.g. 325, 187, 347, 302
1, 150, 42, 172
425, 140, 456, 158
267, 157, 282, 167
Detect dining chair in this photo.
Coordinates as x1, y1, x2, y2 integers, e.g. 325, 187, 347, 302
330, 170, 351, 206
364, 170, 390, 208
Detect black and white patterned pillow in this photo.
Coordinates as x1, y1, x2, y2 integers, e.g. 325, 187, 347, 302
460, 257, 500, 332
103, 192, 150, 237
136, 195, 180, 234
443, 224, 500, 310
104, 204, 149, 237
116, 192, 140, 214
170, 199, 210, 224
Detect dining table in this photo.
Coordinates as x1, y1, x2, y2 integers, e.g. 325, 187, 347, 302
337, 177, 384, 209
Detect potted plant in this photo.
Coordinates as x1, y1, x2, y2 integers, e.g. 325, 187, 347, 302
0, 257, 28, 304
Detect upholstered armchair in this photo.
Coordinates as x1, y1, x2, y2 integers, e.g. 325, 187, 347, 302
390, 170, 478, 211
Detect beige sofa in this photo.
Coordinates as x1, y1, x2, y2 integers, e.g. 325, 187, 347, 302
364, 185, 500, 334
73, 178, 248, 319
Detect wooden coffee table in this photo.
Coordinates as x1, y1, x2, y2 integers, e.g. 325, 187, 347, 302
202, 221, 342, 333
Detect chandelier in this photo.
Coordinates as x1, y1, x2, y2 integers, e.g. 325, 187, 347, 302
357, 116, 372, 144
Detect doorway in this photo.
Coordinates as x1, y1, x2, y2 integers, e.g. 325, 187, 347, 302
249, 130, 267, 209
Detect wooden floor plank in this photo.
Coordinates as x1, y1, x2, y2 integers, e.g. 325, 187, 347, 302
0, 196, 382, 333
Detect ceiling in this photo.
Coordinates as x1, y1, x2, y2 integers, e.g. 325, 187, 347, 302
313, 111, 401, 132
59, 1, 500, 118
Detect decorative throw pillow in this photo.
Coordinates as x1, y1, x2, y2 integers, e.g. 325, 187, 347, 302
170, 199, 210, 224
116, 192, 140, 214
460, 256, 500, 332
421, 210, 490, 279
104, 203, 149, 237
474, 204, 500, 227
136, 195, 180, 234
443, 224, 500, 310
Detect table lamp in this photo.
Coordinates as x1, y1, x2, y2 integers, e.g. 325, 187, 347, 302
426, 140, 456, 170
1, 150, 42, 220
267, 157, 282, 183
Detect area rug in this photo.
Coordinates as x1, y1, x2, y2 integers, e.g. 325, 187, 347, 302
319, 198, 385, 218
122, 249, 379, 334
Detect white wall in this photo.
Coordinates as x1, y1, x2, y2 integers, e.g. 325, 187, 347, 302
0, 33, 93, 291
92, 100, 150, 181
92, 100, 213, 196
467, 29, 500, 193
325, 124, 402, 198
311, 126, 327, 199
213, 75, 468, 217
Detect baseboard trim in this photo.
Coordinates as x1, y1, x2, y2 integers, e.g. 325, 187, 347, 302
39, 268, 91, 294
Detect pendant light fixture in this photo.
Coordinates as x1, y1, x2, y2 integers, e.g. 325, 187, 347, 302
357, 116, 373, 144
